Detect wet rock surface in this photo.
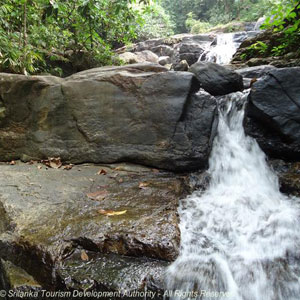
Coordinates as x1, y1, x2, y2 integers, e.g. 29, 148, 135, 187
0, 161, 190, 296
1, 259, 42, 298
270, 160, 300, 197
188, 62, 244, 96
246, 67, 300, 161
60, 250, 168, 299
235, 65, 276, 78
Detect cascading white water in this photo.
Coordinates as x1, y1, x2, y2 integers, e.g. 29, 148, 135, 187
200, 33, 238, 65
165, 92, 300, 300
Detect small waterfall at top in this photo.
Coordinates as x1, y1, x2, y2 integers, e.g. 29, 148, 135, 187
165, 92, 300, 300
199, 33, 239, 65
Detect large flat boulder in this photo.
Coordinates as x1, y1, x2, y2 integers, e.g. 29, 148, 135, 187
246, 67, 300, 160
0, 162, 187, 293
0, 63, 217, 171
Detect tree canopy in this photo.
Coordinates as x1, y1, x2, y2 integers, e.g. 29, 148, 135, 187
160, 0, 274, 33
0, 0, 152, 75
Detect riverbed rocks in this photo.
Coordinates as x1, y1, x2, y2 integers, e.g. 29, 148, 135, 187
117, 31, 258, 70
188, 62, 244, 96
246, 67, 300, 161
0, 161, 190, 295
236, 65, 276, 78
0, 63, 219, 171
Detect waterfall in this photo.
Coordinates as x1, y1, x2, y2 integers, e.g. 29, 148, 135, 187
200, 33, 239, 65
165, 92, 300, 300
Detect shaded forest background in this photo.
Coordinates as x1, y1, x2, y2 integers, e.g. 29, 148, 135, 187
0, 0, 298, 75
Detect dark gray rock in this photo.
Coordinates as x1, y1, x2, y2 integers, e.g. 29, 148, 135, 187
269, 160, 300, 197
0, 63, 217, 171
172, 60, 189, 71
188, 62, 244, 96
246, 67, 300, 161
178, 43, 204, 65
135, 38, 165, 52
236, 65, 276, 78
179, 53, 201, 66
179, 43, 204, 54
60, 251, 167, 299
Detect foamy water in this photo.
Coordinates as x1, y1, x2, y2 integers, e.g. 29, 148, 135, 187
166, 92, 300, 300
200, 33, 238, 65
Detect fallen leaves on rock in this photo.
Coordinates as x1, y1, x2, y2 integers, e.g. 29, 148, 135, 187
87, 190, 109, 201
41, 157, 62, 169
151, 168, 160, 173
97, 169, 107, 175
9, 160, 16, 165
37, 165, 43, 170
109, 173, 119, 179
81, 250, 89, 261
63, 164, 73, 170
98, 209, 127, 216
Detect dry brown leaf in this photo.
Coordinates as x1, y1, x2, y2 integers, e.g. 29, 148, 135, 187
37, 165, 42, 170
109, 173, 119, 179
81, 250, 89, 261
41, 157, 62, 169
41, 159, 50, 167
9, 160, 16, 165
97, 169, 107, 175
98, 209, 127, 216
151, 168, 160, 173
114, 166, 123, 171
139, 182, 150, 189
87, 190, 109, 201
63, 164, 73, 170
49, 157, 62, 169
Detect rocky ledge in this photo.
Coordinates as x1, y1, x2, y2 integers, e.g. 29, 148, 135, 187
0, 161, 194, 298
0, 63, 216, 172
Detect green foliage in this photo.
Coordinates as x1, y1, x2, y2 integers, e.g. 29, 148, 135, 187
240, 1, 300, 61
249, 41, 269, 54
262, 0, 300, 56
0, 0, 153, 75
185, 12, 211, 33
160, 0, 273, 34
190, 21, 211, 34
134, 2, 174, 40
241, 40, 268, 60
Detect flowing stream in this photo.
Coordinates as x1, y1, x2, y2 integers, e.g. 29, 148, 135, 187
165, 92, 300, 300
200, 33, 238, 64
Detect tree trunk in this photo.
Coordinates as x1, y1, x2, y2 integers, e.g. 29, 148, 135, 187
23, 0, 27, 75
23, 0, 27, 48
